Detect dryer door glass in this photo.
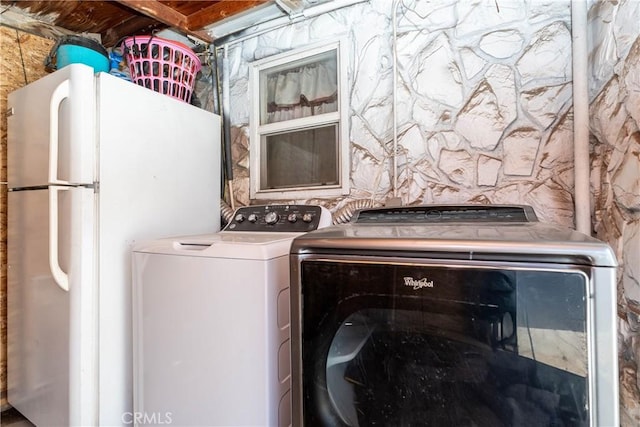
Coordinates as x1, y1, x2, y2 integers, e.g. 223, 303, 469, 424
299, 260, 589, 427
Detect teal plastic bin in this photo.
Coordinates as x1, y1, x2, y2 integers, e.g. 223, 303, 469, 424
45, 35, 110, 73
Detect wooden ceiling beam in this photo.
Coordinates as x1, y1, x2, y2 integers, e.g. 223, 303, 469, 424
115, 0, 188, 27
186, 1, 266, 31
115, 0, 213, 42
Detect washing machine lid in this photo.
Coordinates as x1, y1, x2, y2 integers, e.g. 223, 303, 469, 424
291, 206, 617, 267
133, 232, 304, 260
132, 205, 333, 260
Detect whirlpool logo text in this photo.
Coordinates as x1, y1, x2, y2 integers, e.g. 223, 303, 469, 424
403, 277, 434, 290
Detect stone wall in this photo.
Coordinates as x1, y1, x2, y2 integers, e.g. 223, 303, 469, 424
226, 0, 577, 226
588, 1, 640, 425
225, 0, 639, 423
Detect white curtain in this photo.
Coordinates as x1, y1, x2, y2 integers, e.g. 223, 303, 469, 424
266, 60, 337, 123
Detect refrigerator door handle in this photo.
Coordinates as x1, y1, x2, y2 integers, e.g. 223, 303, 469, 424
49, 79, 71, 186
49, 185, 70, 291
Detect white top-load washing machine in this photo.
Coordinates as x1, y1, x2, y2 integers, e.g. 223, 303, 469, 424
131, 205, 332, 427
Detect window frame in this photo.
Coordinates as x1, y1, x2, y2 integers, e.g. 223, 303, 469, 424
249, 39, 350, 200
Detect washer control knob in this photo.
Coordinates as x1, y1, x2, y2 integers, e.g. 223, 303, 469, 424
265, 211, 280, 225
234, 214, 245, 223
302, 213, 313, 223
287, 213, 298, 223
248, 214, 258, 223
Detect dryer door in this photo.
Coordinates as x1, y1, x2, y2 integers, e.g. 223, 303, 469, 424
295, 258, 591, 427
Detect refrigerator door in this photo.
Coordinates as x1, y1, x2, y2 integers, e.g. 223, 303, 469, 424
94, 72, 221, 425
7, 63, 95, 188
8, 185, 96, 426
7, 63, 98, 426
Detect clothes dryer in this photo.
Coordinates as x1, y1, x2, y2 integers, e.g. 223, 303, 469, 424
132, 205, 331, 427
290, 205, 618, 427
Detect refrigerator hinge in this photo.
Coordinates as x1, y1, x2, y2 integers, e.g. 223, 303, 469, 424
93, 182, 99, 193
6, 107, 14, 117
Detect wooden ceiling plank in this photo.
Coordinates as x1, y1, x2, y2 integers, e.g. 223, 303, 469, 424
115, 0, 188, 28
159, 1, 217, 17
186, 1, 264, 30
115, 0, 213, 43
0, 7, 73, 41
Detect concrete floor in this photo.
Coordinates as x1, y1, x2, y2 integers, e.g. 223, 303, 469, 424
1, 408, 34, 427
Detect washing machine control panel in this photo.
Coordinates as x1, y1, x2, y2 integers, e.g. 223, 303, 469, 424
224, 205, 332, 232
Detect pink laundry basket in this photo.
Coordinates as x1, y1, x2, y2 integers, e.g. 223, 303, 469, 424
123, 35, 201, 103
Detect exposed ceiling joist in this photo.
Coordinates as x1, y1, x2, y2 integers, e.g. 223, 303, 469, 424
115, 0, 213, 42
186, 1, 266, 31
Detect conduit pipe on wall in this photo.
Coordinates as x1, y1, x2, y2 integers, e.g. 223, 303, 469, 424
222, 45, 235, 212
571, 0, 591, 234
391, 0, 401, 200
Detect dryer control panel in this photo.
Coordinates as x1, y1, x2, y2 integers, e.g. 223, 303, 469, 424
354, 205, 538, 224
224, 205, 333, 232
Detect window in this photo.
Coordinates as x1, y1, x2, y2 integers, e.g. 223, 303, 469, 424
250, 40, 349, 199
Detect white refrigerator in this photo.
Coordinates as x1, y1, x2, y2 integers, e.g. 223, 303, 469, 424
7, 63, 221, 426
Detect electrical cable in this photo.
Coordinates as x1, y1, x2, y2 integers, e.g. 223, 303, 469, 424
15, 29, 28, 85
